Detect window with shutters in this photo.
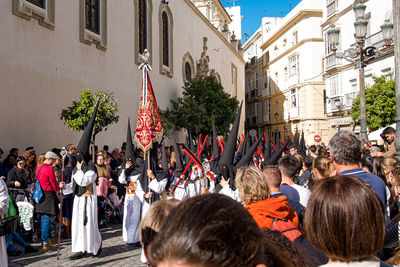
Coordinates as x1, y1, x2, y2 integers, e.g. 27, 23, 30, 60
13, 0, 55, 29
79, 0, 107, 50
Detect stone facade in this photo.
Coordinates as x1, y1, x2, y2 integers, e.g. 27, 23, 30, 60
0, 0, 245, 153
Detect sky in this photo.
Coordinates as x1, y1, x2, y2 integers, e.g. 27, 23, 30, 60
222, 0, 302, 41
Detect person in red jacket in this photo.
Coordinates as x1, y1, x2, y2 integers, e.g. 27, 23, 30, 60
36, 151, 65, 250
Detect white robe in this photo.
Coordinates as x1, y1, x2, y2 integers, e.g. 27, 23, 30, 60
170, 176, 188, 201
71, 170, 102, 254
0, 178, 9, 267
187, 169, 202, 198
118, 171, 145, 244
219, 185, 242, 203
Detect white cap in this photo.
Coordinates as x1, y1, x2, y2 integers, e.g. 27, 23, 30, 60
45, 151, 59, 159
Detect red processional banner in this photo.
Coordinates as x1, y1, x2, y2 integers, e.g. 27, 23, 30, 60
134, 72, 163, 156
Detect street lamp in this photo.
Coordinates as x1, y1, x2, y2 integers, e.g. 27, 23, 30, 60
327, 0, 394, 141
274, 112, 279, 121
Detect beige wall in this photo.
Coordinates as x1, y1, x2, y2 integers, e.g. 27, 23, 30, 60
0, 0, 244, 153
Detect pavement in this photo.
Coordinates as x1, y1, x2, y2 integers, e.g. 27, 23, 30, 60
8, 223, 146, 267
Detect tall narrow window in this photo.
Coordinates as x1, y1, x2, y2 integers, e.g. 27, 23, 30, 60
79, 0, 107, 50
139, 0, 147, 54
85, 0, 100, 34
159, 4, 173, 77
162, 11, 169, 67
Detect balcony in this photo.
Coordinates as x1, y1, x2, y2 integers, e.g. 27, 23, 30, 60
330, 96, 344, 112
344, 92, 358, 108
290, 107, 299, 119
365, 31, 385, 49
326, 0, 337, 18
249, 89, 258, 99
325, 53, 342, 69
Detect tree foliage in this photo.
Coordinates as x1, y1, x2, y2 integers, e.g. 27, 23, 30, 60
350, 75, 395, 132
160, 76, 239, 136
60, 89, 119, 138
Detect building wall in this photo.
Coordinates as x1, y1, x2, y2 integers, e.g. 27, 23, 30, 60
0, 0, 244, 153
259, 0, 328, 143
322, 0, 394, 139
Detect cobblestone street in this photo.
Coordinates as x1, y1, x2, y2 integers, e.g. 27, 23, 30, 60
8, 224, 145, 267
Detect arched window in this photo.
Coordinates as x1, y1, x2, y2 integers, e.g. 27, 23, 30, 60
159, 4, 173, 77
135, 0, 152, 64
182, 52, 195, 83
138, 0, 147, 54
162, 11, 169, 67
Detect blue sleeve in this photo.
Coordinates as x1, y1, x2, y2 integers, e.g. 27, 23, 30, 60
384, 219, 399, 249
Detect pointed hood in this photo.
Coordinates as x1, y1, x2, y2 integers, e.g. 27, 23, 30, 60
125, 118, 135, 160
299, 130, 306, 154
263, 133, 271, 164
275, 131, 281, 151
173, 140, 184, 177
161, 145, 169, 171
188, 131, 195, 152
294, 130, 300, 148
245, 136, 251, 155
218, 102, 242, 167
234, 135, 247, 165
267, 141, 288, 166
235, 134, 263, 170
76, 100, 100, 163
212, 119, 219, 159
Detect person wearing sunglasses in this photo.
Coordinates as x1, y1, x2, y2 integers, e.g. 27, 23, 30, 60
6, 157, 32, 193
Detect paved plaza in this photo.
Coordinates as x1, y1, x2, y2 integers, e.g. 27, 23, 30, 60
7, 224, 145, 267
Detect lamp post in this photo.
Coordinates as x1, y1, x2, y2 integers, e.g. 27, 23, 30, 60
327, 0, 394, 141
394, 0, 400, 158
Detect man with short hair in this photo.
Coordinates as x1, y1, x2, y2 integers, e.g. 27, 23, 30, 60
263, 165, 305, 224
308, 145, 317, 158
36, 151, 65, 250
278, 155, 311, 207
329, 130, 386, 206
289, 145, 302, 163
66, 144, 77, 168
380, 127, 396, 158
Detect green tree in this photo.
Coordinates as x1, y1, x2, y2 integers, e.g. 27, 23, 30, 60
60, 89, 119, 142
160, 76, 239, 137
350, 75, 395, 132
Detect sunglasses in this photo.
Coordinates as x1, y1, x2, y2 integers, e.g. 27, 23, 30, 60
18, 162, 25, 166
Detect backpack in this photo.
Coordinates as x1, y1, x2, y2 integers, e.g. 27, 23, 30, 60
96, 177, 109, 198
33, 165, 45, 203
270, 217, 302, 242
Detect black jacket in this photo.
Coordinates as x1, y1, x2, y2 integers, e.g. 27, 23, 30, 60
6, 167, 32, 190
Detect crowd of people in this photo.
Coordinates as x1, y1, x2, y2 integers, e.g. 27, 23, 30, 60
1, 102, 400, 267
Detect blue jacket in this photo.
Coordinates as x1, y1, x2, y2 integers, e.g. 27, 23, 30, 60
340, 168, 387, 206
